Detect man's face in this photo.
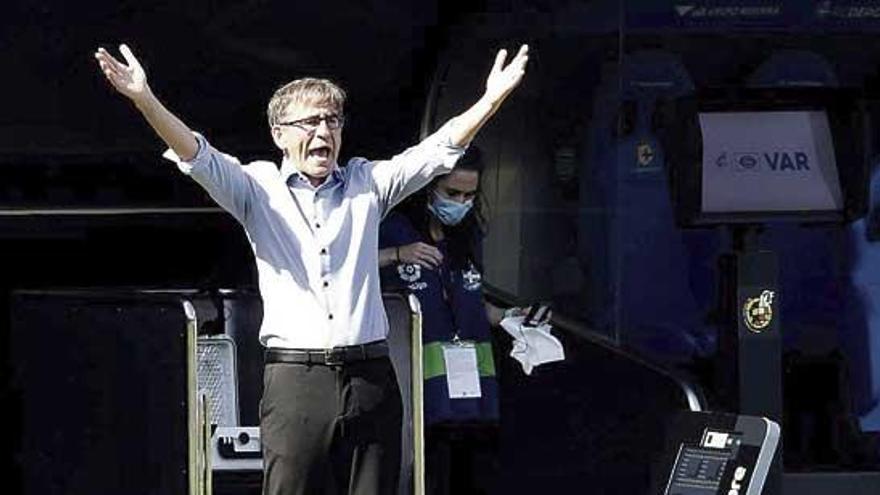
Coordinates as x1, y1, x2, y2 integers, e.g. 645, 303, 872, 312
272, 101, 343, 186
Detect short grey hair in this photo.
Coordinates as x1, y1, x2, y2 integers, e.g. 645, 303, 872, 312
266, 78, 346, 127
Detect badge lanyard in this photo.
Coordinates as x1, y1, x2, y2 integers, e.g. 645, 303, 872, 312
437, 246, 464, 343
435, 241, 482, 398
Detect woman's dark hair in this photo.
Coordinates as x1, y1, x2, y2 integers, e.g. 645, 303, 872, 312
395, 145, 486, 270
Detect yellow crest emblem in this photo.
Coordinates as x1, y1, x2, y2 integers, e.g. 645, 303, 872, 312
743, 290, 775, 333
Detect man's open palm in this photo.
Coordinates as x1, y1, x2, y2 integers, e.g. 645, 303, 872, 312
95, 44, 150, 103
484, 44, 529, 105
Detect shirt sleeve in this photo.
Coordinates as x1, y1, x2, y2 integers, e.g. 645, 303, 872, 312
162, 133, 254, 223
367, 121, 467, 218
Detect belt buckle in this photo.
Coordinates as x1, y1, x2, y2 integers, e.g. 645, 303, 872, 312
324, 348, 345, 366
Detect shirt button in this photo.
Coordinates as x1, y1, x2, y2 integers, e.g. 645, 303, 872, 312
323, 281, 329, 288
328, 313, 334, 320
321, 248, 327, 255
315, 223, 321, 228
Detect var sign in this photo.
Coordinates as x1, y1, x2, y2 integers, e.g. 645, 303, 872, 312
764, 151, 809, 171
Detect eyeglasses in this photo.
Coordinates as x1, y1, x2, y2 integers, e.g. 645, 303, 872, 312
277, 114, 345, 132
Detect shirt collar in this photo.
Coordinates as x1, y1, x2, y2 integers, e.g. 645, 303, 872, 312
281, 158, 345, 190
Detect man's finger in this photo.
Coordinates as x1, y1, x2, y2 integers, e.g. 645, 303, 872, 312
95, 49, 118, 70
491, 48, 507, 76
98, 61, 123, 84
119, 44, 142, 71
96, 48, 127, 72
509, 45, 529, 72
99, 59, 124, 79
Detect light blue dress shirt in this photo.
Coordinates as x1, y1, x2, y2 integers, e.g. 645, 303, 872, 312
164, 123, 465, 349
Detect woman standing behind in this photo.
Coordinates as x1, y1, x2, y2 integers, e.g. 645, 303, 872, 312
379, 146, 510, 495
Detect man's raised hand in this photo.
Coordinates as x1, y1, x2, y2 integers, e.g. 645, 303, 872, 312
483, 44, 529, 107
93, 43, 198, 160
94, 44, 152, 104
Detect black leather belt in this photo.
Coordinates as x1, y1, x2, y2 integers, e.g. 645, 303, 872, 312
265, 340, 389, 366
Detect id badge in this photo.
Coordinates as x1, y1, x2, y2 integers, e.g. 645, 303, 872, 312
442, 341, 482, 399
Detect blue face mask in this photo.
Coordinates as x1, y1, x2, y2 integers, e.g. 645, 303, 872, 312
428, 191, 473, 226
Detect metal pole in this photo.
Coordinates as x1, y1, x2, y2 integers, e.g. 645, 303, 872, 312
409, 294, 425, 495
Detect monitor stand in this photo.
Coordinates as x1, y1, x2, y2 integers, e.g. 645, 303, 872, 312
714, 224, 783, 494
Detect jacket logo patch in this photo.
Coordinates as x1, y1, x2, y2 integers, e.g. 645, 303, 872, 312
462, 264, 482, 291
398, 263, 427, 291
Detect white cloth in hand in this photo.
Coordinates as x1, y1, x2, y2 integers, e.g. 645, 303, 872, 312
499, 316, 565, 375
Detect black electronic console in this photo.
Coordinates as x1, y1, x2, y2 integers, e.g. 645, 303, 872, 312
650, 411, 780, 495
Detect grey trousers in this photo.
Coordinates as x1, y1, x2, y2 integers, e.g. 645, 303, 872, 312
260, 357, 402, 495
